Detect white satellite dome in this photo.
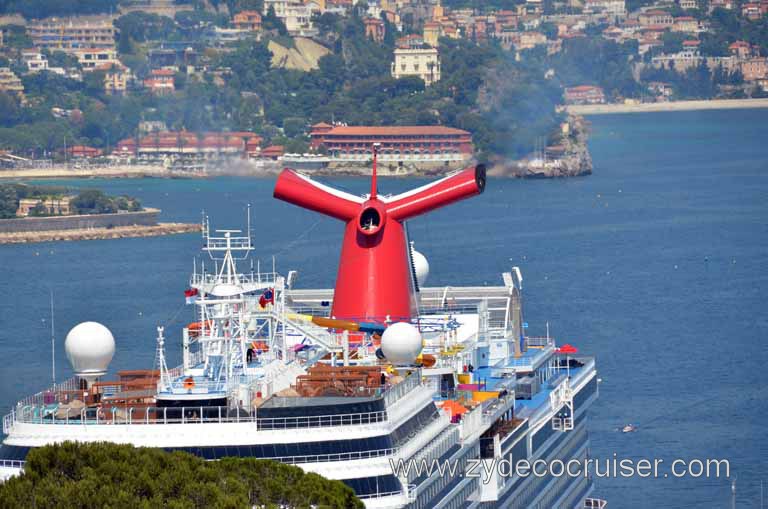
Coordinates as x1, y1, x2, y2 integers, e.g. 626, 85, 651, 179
381, 322, 423, 365
412, 249, 430, 287
65, 322, 115, 383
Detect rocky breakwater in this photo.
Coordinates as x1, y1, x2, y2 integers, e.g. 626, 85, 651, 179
488, 115, 593, 178
0, 208, 200, 244
0, 223, 200, 244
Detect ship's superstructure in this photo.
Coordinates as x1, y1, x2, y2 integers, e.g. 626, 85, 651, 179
1, 153, 600, 509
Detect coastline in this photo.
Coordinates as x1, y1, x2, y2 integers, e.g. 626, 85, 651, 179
0, 222, 200, 244
565, 98, 768, 115
0, 165, 177, 180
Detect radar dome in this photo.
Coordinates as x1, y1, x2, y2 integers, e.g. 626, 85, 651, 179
412, 249, 430, 287
381, 322, 422, 365
65, 322, 115, 383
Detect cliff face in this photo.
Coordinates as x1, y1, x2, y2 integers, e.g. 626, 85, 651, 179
488, 115, 593, 178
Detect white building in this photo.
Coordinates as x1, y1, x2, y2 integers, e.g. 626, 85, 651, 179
263, 0, 317, 36
391, 47, 441, 86
21, 51, 49, 73
75, 48, 119, 71
584, 0, 626, 14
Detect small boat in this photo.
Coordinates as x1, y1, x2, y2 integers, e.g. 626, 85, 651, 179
622, 424, 637, 433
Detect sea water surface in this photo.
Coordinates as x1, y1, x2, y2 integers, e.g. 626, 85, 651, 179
1, 109, 766, 507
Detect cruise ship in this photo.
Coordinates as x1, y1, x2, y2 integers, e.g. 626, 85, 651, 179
0, 149, 601, 508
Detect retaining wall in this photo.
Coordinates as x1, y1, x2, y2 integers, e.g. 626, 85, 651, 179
0, 208, 160, 233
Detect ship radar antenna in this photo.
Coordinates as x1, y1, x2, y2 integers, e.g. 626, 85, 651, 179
50, 288, 55, 387
247, 203, 252, 245
155, 326, 171, 389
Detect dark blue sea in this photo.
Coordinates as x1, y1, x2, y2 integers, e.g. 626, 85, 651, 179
1, 109, 766, 507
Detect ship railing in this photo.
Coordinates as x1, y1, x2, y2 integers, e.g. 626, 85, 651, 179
158, 379, 227, 395
459, 404, 485, 441
256, 410, 387, 430
272, 447, 396, 465
383, 369, 422, 408
418, 304, 478, 315
480, 392, 514, 425
8, 405, 388, 430
525, 336, 555, 348
189, 272, 279, 288
357, 489, 405, 500
2, 411, 14, 434
13, 377, 80, 409
0, 459, 25, 469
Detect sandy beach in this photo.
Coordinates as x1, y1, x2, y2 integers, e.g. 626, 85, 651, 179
566, 98, 768, 115
0, 165, 175, 180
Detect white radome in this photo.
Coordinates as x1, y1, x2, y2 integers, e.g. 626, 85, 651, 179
381, 322, 423, 365
65, 322, 115, 382
412, 249, 430, 286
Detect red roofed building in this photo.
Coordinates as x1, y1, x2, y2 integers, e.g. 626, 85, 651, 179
729, 40, 752, 58
396, 34, 425, 49
309, 123, 473, 162
67, 145, 102, 158
233, 10, 262, 31
741, 2, 762, 19
364, 18, 385, 42
563, 85, 606, 105
143, 69, 175, 95
114, 131, 263, 158
639, 10, 673, 26
260, 145, 284, 160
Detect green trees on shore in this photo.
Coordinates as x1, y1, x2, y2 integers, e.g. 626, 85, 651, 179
0, 185, 141, 218
0, 442, 364, 508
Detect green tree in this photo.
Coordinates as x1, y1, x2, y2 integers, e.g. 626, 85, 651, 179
0, 184, 18, 218
0, 442, 364, 508
71, 189, 117, 214
0, 0, 118, 18
0, 24, 31, 48
263, 5, 288, 35
0, 92, 21, 127
113, 12, 176, 43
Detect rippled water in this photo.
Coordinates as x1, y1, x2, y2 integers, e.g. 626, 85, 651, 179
1, 109, 766, 507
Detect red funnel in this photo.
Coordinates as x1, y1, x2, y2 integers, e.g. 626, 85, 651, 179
274, 153, 485, 323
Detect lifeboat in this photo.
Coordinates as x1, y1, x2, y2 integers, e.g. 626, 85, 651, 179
186, 321, 214, 337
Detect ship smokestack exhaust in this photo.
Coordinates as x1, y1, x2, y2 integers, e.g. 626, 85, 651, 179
274, 154, 486, 323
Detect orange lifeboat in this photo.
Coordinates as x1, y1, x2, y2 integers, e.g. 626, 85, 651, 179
250, 341, 270, 351
187, 321, 214, 337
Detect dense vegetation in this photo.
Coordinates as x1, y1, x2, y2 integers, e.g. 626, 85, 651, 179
0, 0, 119, 19
1, 0, 766, 161
0, 184, 141, 218
0, 10, 568, 160
0, 442, 363, 508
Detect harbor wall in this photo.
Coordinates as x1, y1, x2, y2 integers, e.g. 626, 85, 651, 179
0, 208, 160, 233
565, 98, 768, 115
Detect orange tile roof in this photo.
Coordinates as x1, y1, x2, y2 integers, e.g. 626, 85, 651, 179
323, 126, 470, 136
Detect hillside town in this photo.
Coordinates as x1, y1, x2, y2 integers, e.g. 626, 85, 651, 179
0, 0, 765, 176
